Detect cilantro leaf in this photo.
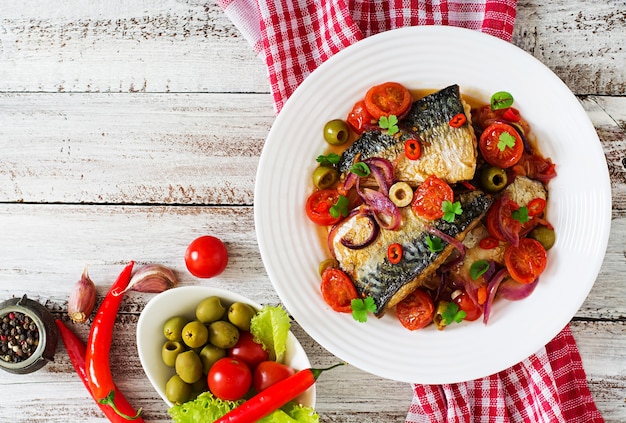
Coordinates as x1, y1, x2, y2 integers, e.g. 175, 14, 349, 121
490, 91, 514, 110
316, 153, 341, 167
512, 206, 529, 223
379, 114, 399, 135
426, 235, 444, 253
351, 297, 377, 323
442, 200, 463, 223
350, 162, 370, 177
497, 131, 517, 151
329, 195, 349, 219
442, 302, 466, 325
469, 260, 490, 280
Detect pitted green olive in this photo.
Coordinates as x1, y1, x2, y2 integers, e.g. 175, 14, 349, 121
227, 302, 256, 332
165, 374, 192, 404
323, 119, 350, 146
389, 182, 414, 207
208, 320, 240, 349
195, 296, 226, 324
175, 350, 203, 384
318, 258, 339, 276
163, 316, 188, 342
480, 166, 508, 192
199, 344, 226, 375
529, 225, 556, 250
162, 340, 185, 367
312, 166, 339, 190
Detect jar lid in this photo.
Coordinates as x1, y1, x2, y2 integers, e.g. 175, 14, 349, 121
0, 295, 59, 374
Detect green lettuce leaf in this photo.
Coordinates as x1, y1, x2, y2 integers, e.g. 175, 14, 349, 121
250, 305, 291, 363
168, 392, 242, 423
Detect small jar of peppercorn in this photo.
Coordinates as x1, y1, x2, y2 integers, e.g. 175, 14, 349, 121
0, 295, 58, 374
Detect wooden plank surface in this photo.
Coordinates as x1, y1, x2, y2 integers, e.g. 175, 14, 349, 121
1, 0, 625, 422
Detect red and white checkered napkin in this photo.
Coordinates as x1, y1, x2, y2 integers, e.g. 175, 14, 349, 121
215, 1, 604, 421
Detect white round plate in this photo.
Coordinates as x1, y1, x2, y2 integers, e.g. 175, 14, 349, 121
137, 286, 315, 407
254, 26, 611, 384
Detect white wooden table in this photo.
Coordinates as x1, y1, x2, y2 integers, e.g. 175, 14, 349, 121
1, 1, 625, 422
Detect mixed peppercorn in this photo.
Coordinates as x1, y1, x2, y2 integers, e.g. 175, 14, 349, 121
0, 311, 39, 363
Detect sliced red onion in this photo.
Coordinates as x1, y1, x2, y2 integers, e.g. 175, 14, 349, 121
497, 196, 521, 247
327, 208, 361, 257
361, 188, 402, 230
364, 157, 395, 188
483, 268, 509, 325
498, 277, 539, 301
366, 161, 390, 195
340, 171, 358, 196
340, 212, 380, 249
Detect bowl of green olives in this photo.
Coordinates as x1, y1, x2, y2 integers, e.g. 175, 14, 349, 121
136, 286, 314, 408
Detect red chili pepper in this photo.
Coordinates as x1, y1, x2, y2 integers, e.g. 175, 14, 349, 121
460, 181, 477, 191
85, 262, 143, 421
55, 319, 145, 423
387, 243, 403, 264
449, 113, 467, 128
502, 107, 521, 122
214, 363, 344, 423
479, 236, 499, 250
527, 198, 547, 216
404, 139, 421, 160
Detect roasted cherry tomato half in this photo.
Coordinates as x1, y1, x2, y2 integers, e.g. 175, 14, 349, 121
411, 175, 454, 220
364, 82, 412, 119
479, 123, 524, 169
387, 243, 403, 264
395, 289, 434, 331
452, 291, 482, 322
404, 139, 421, 160
207, 357, 252, 401
320, 267, 358, 313
227, 331, 269, 371
185, 236, 229, 278
504, 237, 548, 284
305, 189, 343, 226
253, 360, 295, 393
347, 100, 374, 134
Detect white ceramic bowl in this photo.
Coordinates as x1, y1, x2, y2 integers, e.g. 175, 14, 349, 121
137, 285, 315, 408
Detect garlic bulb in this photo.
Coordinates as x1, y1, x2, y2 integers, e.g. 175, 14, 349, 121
67, 266, 97, 324
124, 264, 178, 294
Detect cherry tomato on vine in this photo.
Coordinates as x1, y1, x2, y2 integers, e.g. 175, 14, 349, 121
411, 175, 454, 220
504, 238, 547, 284
207, 357, 252, 401
305, 189, 343, 226
364, 82, 412, 119
253, 360, 295, 393
227, 331, 269, 371
395, 289, 434, 331
479, 123, 524, 169
347, 100, 374, 134
320, 267, 358, 313
185, 235, 229, 278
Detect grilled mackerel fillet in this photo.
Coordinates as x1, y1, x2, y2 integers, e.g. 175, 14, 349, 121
330, 190, 492, 316
338, 84, 477, 185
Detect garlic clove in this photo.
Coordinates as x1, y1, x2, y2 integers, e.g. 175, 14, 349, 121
67, 266, 97, 324
125, 264, 178, 294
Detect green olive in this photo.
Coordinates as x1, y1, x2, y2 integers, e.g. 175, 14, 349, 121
480, 166, 508, 192
163, 316, 189, 342
227, 302, 257, 332
195, 296, 226, 324
529, 225, 556, 250
181, 320, 209, 349
175, 350, 203, 384
312, 166, 339, 190
389, 182, 414, 207
208, 320, 240, 349
199, 344, 226, 375
323, 119, 350, 146
318, 258, 339, 276
161, 340, 185, 367
165, 374, 192, 404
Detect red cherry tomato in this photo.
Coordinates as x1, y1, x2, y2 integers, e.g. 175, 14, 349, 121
207, 357, 252, 401
479, 123, 524, 169
347, 100, 374, 134
185, 236, 228, 278
227, 331, 269, 371
452, 291, 482, 321
504, 238, 547, 284
320, 268, 358, 313
252, 360, 295, 393
364, 82, 412, 119
395, 289, 434, 331
411, 175, 454, 220
305, 189, 343, 226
